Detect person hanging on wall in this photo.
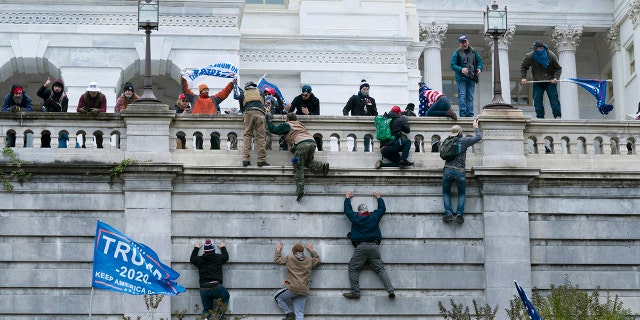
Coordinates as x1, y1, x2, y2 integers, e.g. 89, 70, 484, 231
190, 239, 230, 320
273, 242, 321, 320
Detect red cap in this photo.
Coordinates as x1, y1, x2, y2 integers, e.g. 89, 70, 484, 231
391, 106, 401, 114
13, 86, 23, 95
179, 94, 186, 100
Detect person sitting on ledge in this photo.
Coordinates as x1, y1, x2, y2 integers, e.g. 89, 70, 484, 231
376, 106, 413, 169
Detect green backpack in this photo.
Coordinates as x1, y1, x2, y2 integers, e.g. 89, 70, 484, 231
374, 115, 393, 143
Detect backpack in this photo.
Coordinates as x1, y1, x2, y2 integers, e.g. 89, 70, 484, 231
440, 135, 461, 161
374, 114, 393, 143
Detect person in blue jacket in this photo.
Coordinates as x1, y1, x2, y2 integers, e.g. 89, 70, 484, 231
342, 191, 395, 300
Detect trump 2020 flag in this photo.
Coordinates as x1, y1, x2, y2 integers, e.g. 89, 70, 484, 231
92, 221, 185, 295
257, 76, 287, 106
515, 280, 542, 320
566, 78, 614, 115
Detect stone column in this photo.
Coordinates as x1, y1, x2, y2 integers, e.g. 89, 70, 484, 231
607, 26, 625, 120
484, 26, 516, 105
419, 22, 447, 91
552, 25, 583, 120
120, 102, 176, 162
475, 110, 540, 319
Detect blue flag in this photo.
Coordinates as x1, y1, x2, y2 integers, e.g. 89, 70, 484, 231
92, 221, 185, 295
257, 77, 287, 106
515, 280, 543, 320
566, 78, 614, 115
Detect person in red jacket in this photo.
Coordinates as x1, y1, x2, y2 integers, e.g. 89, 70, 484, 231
181, 77, 234, 115
77, 82, 106, 115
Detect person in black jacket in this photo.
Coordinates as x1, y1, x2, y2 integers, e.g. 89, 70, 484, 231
190, 239, 230, 320
37, 77, 68, 112
343, 80, 378, 151
375, 106, 413, 169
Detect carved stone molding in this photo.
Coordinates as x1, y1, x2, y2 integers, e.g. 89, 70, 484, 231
625, 0, 640, 26
552, 25, 583, 52
239, 51, 405, 65
0, 12, 237, 27
482, 129, 524, 140
419, 22, 447, 47
607, 25, 621, 52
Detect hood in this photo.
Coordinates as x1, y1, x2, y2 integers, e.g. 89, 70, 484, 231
53, 78, 65, 90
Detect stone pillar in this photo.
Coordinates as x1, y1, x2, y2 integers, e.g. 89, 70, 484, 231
419, 22, 447, 91
552, 25, 583, 120
475, 110, 540, 318
607, 26, 625, 120
484, 26, 516, 105
120, 102, 176, 162
121, 165, 182, 318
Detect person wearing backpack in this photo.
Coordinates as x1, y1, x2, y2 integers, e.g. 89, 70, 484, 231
442, 119, 482, 224
375, 106, 413, 169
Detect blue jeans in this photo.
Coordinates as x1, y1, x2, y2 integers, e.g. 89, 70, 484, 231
200, 285, 230, 320
442, 168, 466, 216
532, 82, 561, 118
456, 77, 475, 117
426, 96, 451, 117
381, 137, 411, 165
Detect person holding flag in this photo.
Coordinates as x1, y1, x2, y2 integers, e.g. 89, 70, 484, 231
520, 40, 563, 119
180, 74, 234, 115
191, 239, 230, 320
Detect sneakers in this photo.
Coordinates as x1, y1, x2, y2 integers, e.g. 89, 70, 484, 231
399, 160, 413, 168
388, 290, 396, 299
446, 109, 458, 120
343, 292, 361, 299
442, 214, 454, 222
375, 160, 382, 169
242, 160, 251, 167
456, 215, 464, 224
322, 163, 330, 176
257, 161, 270, 167
296, 190, 306, 202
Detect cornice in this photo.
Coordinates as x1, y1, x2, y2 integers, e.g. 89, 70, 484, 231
0, 12, 237, 27
239, 51, 405, 65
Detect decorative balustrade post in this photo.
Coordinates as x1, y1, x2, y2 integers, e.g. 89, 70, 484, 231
120, 102, 175, 162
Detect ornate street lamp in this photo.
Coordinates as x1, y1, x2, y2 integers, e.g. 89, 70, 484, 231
137, 0, 160, 102
483, 1, 512, 109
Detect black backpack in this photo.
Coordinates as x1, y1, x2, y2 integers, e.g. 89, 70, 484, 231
440, 136, 461, 161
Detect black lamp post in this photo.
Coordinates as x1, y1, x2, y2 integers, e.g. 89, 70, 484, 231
137, 0, 160, 102
483, 1, 513, 109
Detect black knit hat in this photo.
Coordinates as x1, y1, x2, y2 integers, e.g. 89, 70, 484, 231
124, 82, 134, 93
359, 79, 370, 90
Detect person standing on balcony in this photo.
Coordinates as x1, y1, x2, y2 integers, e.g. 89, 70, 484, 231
442, 119, 482, 224
418, 82, 458, 120
450, 35, 483, 118
2, 84, 33, 112
174, 94, 191, 149
238, 80, 269, 167
77, 82, 106, 115
520, 40, 563, 119
190, 239, 230, 320
375, 106, 413, 169
180, 76, 234, 115
37, 77, 68, 112
273, 242, 321, 320
289, 84, 320, 116
267, 112, 329, 201
343, 80, 378, 152
342, 191, 395, 300
114, 82, 140, 113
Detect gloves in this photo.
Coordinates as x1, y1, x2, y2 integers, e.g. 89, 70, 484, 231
265, 113, 274, 122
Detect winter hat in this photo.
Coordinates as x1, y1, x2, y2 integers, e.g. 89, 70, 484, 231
13, 86, 23, 94
359, 79, 370, 90
301, 84, 312, 93
450, 125, 462, 137
458, 35, 468, 43
418, 82, 427, 88
203, 239, 214, 252
179, 94, 187, 100
391, 106, 402, 114
531, 40, 545, 49
292, 243, 304, 253
406, 103, 415, 111
124, 82, 134, 93
198, 83, 209, 93
244, 81, 257, 89
86, 82, 100, 92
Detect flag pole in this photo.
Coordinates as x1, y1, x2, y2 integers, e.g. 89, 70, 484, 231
88, 287, 94, 320
526, 79, 613, 83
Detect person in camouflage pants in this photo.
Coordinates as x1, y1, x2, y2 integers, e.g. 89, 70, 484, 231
267, 112, 329, 201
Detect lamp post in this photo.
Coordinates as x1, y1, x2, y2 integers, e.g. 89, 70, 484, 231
482, 1, 512, 109
137, 0, 160, 102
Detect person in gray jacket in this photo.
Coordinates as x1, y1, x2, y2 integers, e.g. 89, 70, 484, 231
442, 119, 482, 224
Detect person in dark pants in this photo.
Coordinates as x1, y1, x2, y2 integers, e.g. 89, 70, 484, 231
376, 106, 413, 169
520, 40, 563, 119
342, 191, 395, 299
190, 239, 230, 320
442, 119, 482, 224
